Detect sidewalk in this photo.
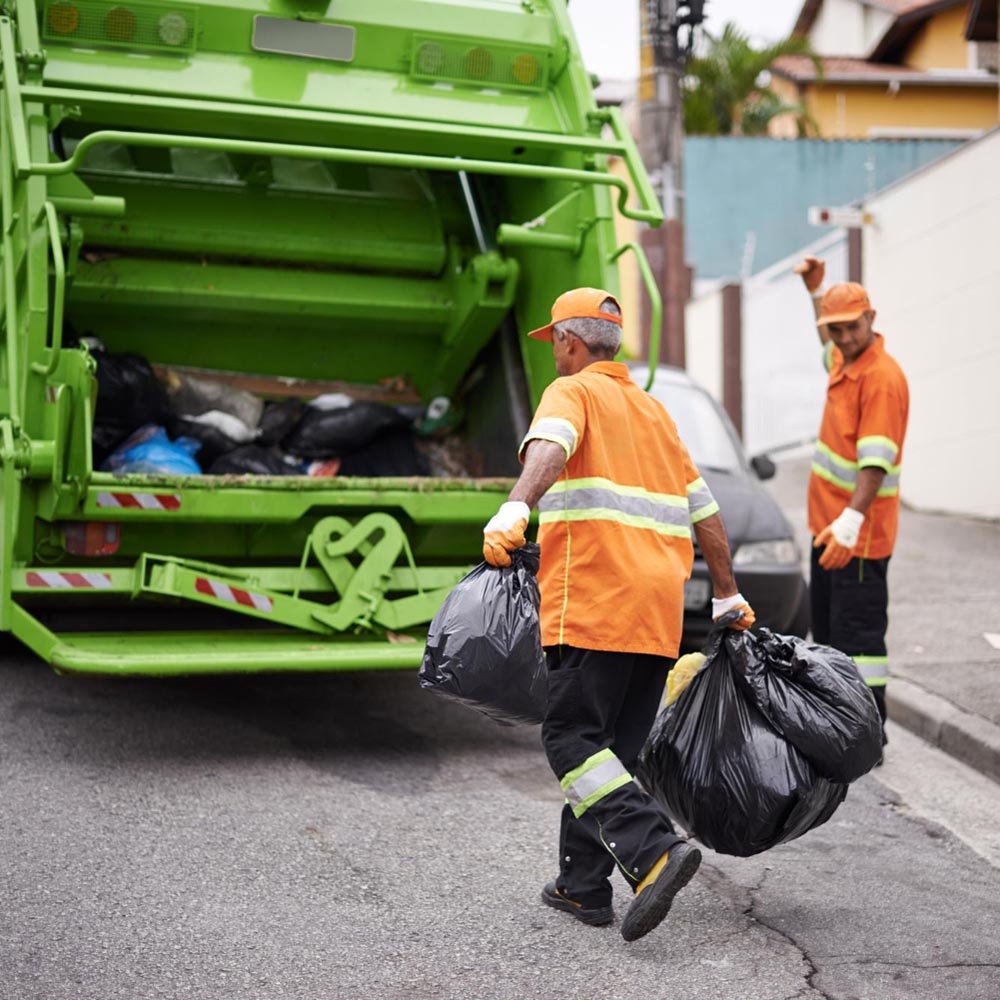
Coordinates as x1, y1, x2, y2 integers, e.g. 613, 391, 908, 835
769, 456, 1000, 783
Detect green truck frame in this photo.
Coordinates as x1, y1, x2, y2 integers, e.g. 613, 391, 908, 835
0, 0, 661, 675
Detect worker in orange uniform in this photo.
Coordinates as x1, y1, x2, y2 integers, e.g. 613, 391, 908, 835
481, 288, 754, 942
795, 257, 910, 747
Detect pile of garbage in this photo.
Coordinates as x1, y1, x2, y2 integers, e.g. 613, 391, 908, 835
87, 342, 467, 478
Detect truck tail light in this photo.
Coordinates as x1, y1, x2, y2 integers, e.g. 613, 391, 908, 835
47, 2, 80, 34
63, 522, 121, 557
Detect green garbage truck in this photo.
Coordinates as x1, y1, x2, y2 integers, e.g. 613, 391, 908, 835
0, 0, 662, 674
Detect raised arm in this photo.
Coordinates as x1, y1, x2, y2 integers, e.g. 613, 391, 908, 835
793, 256, 830, 345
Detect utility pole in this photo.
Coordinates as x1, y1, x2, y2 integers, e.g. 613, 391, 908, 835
638, 1, 704, 369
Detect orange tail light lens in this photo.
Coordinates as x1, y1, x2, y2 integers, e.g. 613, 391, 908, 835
47, 2, 80, 34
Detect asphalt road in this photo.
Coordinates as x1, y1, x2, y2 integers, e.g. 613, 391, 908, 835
2, 647, 999, 1000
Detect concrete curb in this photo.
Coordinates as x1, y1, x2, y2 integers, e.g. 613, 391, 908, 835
887, 678, 1000, 785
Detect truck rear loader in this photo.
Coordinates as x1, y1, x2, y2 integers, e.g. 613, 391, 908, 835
0, 0, 662, 674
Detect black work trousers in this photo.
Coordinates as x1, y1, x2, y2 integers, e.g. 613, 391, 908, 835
541, 645, 683, 908
810, 546, 890, 730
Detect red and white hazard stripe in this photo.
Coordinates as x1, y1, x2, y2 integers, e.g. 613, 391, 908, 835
194, 577, 273, 613
25, 571, 113, 589
96, 491, 181, 511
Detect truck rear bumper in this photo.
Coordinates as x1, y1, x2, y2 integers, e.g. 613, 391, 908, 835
11, 604, 425, 676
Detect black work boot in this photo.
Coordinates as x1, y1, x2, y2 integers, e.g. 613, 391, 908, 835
541, 882, 614, 927
620, 842, 702, 942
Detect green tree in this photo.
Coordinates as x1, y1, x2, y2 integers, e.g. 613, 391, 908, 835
683, 24, 822, 137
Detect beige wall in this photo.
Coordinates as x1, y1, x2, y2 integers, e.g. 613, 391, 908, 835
904, 6, 972, 71
609, 154, 642, 357
862, 130, 1000, 518
684, 289, 723, 403
770, 79, 998, 138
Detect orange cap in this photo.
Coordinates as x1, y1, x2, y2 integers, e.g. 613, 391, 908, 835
818, 283, 873, 326
527, 287, 622, 342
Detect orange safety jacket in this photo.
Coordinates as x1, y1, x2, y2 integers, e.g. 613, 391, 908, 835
519, 361, 719, 659
809, 334, 909, 560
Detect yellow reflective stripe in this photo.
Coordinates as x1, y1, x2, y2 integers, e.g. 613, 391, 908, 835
858, 455, 895, 473
857, 435, 901, 474
547, 476, 688, 508
815, 440, 857, 472
573, 773, 632, 818
854, 655, 889, 684
560, 749, 633, 819
522, 431, 572, 460
811, 462, 855, 493
686, 476, 718, 523
690, 499, 720, 524
857, 434, 899, 456
539, 507, 692, 538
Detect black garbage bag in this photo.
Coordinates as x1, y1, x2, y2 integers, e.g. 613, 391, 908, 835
736, 630, 883, 784
94, 351, 168, 430
419, 543, 546, 725
282, 401, 408, 459
207, 445, 294, 476
637, 620, 881, 857
88, 350, 169, 465
338, 427, 430, 477
258, 400, 307, 446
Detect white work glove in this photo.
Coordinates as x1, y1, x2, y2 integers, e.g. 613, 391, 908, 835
814, 507, 865, 570
483, 501, 530, 568
711, 592, 756, 631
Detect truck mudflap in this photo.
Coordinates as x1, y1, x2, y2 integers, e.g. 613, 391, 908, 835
9, 513, 472, 675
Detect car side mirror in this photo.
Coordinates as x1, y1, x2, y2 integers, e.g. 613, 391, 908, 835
750, 454, 776, 481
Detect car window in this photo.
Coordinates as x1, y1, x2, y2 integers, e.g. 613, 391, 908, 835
649, 382, 744, 474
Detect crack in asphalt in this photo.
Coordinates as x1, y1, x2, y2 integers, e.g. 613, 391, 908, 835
700, 863, 834, 1000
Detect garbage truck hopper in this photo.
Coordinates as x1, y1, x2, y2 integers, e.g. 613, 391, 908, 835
0, 0, 662, 675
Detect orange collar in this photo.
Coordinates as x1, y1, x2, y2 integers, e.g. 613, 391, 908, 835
582, 360, 631, 380
830, 333, 885, 384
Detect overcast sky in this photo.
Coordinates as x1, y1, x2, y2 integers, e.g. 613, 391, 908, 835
568, 0, 804, 81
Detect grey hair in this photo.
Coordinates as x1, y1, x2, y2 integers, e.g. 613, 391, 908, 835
553, 298, 622, 355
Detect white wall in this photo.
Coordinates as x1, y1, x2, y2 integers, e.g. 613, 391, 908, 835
742, 232, 849, 456
863, 130, 1000, 519
807, 0, 895, 57
684, 287, 724, 403
809, 0, 865, 57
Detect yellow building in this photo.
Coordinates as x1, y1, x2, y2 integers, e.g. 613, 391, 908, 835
770, 0, 999, 138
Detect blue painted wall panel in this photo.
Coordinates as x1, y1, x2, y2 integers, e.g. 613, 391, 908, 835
684, 137, 963, 279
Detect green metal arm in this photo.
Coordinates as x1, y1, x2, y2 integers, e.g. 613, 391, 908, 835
31, 203, 66, 376
600, 107, 664, 230
609, 242, 662, 390
0, 19, 31, 179
0, 107, 21, 419
29, 129, 665, 225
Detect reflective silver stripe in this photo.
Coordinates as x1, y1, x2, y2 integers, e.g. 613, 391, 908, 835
854, 655, 889, 684
857, 442, 898, 469
857, 435, 901, 477
812, 445, 857, 492
520, 417, 578, 460
539, 486, 692, 529
560, 750, 632, 818
814, 440, 901, 494
686, 477, 719, 524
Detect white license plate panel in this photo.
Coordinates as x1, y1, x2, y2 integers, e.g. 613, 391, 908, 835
683, 578, 711, 610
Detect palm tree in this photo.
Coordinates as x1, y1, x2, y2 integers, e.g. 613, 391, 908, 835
683, 24, 822, 137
